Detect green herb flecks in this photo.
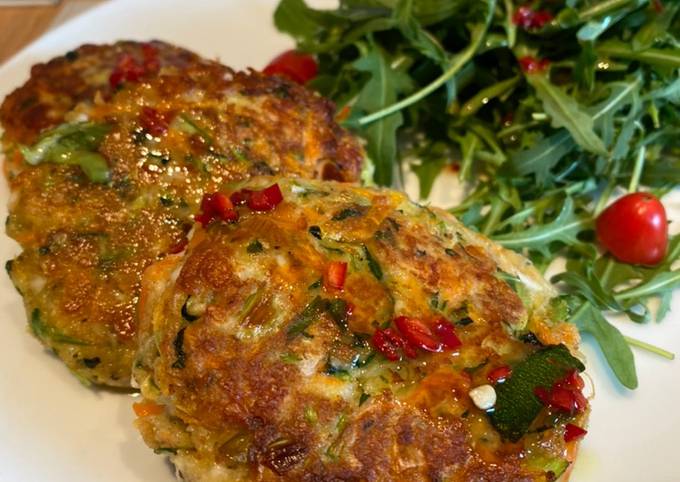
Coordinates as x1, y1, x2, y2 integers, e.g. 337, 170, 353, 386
286, 296, 329, 339
363, 245, 383, 280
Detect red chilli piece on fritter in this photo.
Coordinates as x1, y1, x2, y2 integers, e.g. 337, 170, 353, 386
195, 193, 239, 227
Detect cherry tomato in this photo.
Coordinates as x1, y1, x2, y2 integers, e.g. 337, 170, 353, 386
263, 50, 318, 84
596, 192, 668, 266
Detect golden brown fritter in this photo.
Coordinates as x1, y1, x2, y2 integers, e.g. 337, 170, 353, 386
0, 40, 201, 148
133, 178, 586, 481
3, 44, 364, 386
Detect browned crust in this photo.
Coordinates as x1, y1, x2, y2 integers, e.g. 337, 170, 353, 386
3, 43, 364, 386
134, 179, 578, 481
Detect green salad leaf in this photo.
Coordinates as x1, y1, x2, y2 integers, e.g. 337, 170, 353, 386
274, 0, 680, 390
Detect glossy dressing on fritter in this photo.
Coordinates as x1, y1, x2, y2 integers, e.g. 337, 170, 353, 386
2, 42, 363, 385
133, 178, 587, 482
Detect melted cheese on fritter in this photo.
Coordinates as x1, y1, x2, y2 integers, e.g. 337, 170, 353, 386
133, 178, 581, 481
2, 44, 363, 386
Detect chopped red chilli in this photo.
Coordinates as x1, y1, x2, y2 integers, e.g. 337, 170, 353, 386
324, 261, 348, 290
433, 318, 462, 350
141, 43, 160, 73
518, 56, 551, 74
371, 328, 401, 361
139, 107, 169, 137
512, 6, 553, 30
564, 423, 588, 443
230, 184, 284, 212
394, 316, 444, 353
487, 365, 512, 384
534, 370, 588, 414
230, 189, 251, 206
109, 43, 160, 89
384, 328, 417, 359
248, 184, 284, 211
195, 192, 238, 226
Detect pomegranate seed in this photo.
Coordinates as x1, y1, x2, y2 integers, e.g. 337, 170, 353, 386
487, 365, 512, 384
564, 423, 588, 442
433, 318, 462, 350
324, 261, 348, 290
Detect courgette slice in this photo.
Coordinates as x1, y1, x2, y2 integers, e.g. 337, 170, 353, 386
490, 344, 585, 442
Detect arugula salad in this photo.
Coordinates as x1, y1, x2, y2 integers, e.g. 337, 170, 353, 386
272, 0, 680, 389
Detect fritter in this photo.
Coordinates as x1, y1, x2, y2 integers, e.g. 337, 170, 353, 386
0, 40, 201, 149
3, 45, 364, 386
133, 177, 588, 481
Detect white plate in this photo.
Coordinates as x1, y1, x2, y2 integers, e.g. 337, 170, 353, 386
0, 1, 678, 481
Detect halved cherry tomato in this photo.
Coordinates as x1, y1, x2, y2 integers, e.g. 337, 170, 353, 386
263, 50, 318, 84
324, 261, 347, 290
596, 192, 668, 266
247, 183, 284, 212
564, 423, 588, 442
433, 318, 462, 350
487, 365, 512, 384
394, 316, 443, 353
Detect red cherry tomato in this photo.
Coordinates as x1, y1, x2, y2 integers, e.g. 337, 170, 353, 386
263, 50, 318, 84
596, 192, 668, 266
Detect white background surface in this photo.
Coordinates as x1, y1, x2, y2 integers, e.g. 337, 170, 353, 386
0, 1, 678, 481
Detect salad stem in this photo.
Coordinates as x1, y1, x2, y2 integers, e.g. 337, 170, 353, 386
624, 335, 675, 360
627, 145, 646, 193
358, 2, 495, 127
578, 0, 637, 22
